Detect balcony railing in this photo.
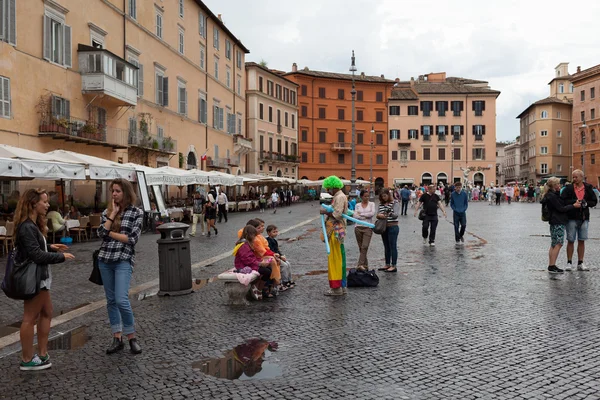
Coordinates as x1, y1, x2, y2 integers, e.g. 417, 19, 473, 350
452, 134, 461, 142
77, 44, 138, 106
437, 134, 447, 141
474, 134, 484, 141
128, 132, 177, 154
423, 135, 431, 142
208, 157, 230, 168
277, 124, 283, 133
259, 151, 300, 163
331, 142, 353, 151
39, 116, 128, 149
233, 135, 253, 155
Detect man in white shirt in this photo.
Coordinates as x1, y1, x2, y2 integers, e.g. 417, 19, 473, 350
271, 191, 279, 212
217, 191, 228, 223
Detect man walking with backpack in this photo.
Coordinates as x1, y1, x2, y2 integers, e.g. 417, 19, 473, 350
561, 170, 597, 271
450, 181, 468, 245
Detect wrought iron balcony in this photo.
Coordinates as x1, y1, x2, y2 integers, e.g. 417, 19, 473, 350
128, 132, 177, 154
77, 44, 138, 107
207, 157, 230, 169
39, 116, 127, 149
259, 151, 300, 163
422, 134, 431, 142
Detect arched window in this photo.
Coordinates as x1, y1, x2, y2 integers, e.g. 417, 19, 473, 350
187, 151, 197, 169
436, 172, 448, 184
473, 172, 484, 185
421, 172, 433, 185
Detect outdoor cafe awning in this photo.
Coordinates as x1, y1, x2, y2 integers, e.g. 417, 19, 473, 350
0, 145, 87, 180
45, 150, 136, 181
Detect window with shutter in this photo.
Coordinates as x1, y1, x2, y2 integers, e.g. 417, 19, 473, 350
43, 10, 71, 67
376, 92, 383, 102
391, 151, 398, 161
319, 107, 325, 119
199, 44, 205, 69
389, 106, 400, 115
389, 130, 400, 140
438, 148, 445, 160
155, 72, 164, 105
301, 105, 307, 117
453, 148, 460, 160
338, 89, 344, 100
213, 27, 219, 49
376, 154, 383, 164
376, 134, 383, 145
319, 153, 326, 163
0, 76, 10, 118
357, 133, 363, 144
423, 148, 430, 160
410, 151, 416, 160
199, 12, 206, 37
357, 110, 363, 121
319, 131, 326, 143
376, 111, 383, 122
2, 0, 16, 45
318, 87, 325, 98
162, 77, 169, 106
285, 112, 289, 127
129, 0, 137, 19
357, 91, 363, 101
338, 109, 344, 120
408, 106, 418, 116
155, 12, 162, 38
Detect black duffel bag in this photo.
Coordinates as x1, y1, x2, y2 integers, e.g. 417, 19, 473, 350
347, 268, 379, 288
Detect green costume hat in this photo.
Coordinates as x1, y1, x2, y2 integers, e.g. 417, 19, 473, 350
323, 175, 344, 189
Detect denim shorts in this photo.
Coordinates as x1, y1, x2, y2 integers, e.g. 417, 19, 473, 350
566, 220, 589, 242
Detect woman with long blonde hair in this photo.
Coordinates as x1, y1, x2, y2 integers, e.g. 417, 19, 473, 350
97, 178, 144, 354
12, 189, 74, 370
541, 177, 581, 273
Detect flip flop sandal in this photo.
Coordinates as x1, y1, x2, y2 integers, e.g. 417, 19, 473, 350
250, 285, 261, 300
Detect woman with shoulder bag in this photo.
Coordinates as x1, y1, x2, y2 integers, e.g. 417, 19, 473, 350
354, 190, 376, 271
97, 179, 144, 355
541, 177, 581, 273
377, 189, 400, 273
14, 189, 74, 371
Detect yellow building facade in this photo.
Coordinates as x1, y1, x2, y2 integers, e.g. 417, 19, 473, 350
0, 0, 248, 202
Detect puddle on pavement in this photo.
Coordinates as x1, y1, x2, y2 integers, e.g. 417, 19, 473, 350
192, 339, 281, 381
304, 270, 328, 276
296, 227, 319, 241
43, 326, 90, 351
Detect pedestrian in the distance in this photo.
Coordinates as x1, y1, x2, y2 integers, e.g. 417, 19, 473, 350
495, 186, 502, 206
450, 181, 468, 245
400, 185, 410, 216
377, 188, 400, 272
505, 185, 514, 205
542, 177, 581, 273
415, 184, 447, 246
561, 169, 597, 271
217, 191, 228, 223
354, 189, 375, 271
97, 179, 143, 355
204, 194, 218, 237
271, 190, 279, 213
12, 189, 74, 371
189, 192, 206, 237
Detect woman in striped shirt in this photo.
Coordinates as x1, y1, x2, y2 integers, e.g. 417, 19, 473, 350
376, 188, 400, 272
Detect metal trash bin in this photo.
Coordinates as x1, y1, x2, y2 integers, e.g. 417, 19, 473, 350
156, 222, 193, 296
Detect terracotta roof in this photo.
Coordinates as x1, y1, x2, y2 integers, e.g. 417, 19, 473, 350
547, 75, 572, 85
283, 69, 394, 83
390, 88, 418, 100
571, 64, 600, 83
446, 77, 488, 84
412, 82, 500, 95
245, 62, 299, 86
515, 97, 572, 119
193, 1, 249, 53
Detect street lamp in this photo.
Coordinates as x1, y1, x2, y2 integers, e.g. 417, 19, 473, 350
581, 119, 587, 179
349, 50, 357, 197
370, 123, 375, 200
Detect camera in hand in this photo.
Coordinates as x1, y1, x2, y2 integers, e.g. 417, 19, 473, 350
580, 199, 588, 208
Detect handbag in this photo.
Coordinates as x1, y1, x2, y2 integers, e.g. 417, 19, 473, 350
89, 250, 103, 286
418, 209, 426, 221
1, 249, 41, 300
373, 219, 387, 235
347, 268, 379, 287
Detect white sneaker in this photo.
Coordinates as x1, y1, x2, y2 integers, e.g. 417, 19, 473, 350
430, 242, 435, 247
423, 238, 428, 244
577, 263, 589, 271
565, 263, 573, 272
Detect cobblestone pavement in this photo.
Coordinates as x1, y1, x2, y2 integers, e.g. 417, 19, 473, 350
2, 202, 600, 399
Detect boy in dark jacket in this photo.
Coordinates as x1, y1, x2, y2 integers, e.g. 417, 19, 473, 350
266, 225, 294, 289
560, 170, 597, 271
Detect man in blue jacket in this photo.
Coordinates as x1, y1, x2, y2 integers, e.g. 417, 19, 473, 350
400, 185, 411, 216
450, 181, 469, 245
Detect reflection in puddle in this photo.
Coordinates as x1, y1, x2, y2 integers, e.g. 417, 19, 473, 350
45, 326, 90, 351
192, 339, 281, 380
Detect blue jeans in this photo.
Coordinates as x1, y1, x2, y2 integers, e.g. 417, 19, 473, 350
98, 260, 135, 335
453, 212, 467, 242
381, 225, 399, 267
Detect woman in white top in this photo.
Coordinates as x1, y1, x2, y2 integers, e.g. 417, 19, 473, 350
410, 189, 417, 208
354, 189, 376, 271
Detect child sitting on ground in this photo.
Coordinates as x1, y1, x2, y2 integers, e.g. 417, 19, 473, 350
233, 225, 275, 300
266, 224, 295, 291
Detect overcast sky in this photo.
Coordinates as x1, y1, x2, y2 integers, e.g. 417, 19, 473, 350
204, 0, 600, 142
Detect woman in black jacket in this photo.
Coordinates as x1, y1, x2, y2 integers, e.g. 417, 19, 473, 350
541, 178, 580, 273
13, 189, 74, 371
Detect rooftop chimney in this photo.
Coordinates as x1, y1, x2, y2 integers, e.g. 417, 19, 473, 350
360, 72, 365, 78
577, 66, 581, 73
380, 74, 385, 78
217, 14, 222, 21
292, 62, 297, 73
410, 77, 415, 86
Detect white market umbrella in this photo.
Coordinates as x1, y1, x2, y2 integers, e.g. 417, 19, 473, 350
0, 145, 86, 180
45, 150, 136, 181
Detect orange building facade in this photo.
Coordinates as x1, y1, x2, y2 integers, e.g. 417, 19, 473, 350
285, 65, 394, 188
571, 64, 600, 187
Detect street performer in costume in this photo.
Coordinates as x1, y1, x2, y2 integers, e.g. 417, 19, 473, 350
320, 176, 349, 296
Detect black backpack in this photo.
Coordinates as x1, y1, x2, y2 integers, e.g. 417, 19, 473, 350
541, 199, 551, 222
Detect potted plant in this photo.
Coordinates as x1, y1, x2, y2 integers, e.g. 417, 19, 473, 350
163, 136, 174, 151
36, 95, 51, 132
56, 117, 69, 134
179, 153, 184, 168
152, 139, 159, 149
81, 122, 98, 139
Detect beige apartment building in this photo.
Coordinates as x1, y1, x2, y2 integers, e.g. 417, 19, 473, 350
387, 73, 500, 187
503, 141, 521, 184
516, 63, 572, 184
245, 62, 299, 179
571, 64, 600, 187
496, 142, 507, 185
0, 0, 248, 201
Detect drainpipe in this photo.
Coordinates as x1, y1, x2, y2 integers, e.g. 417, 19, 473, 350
204, 55, 209, 170
311, 78, 315, 166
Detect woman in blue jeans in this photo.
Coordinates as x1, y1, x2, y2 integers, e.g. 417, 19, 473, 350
97, 178, 144, 355
376, 189, 400, 272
